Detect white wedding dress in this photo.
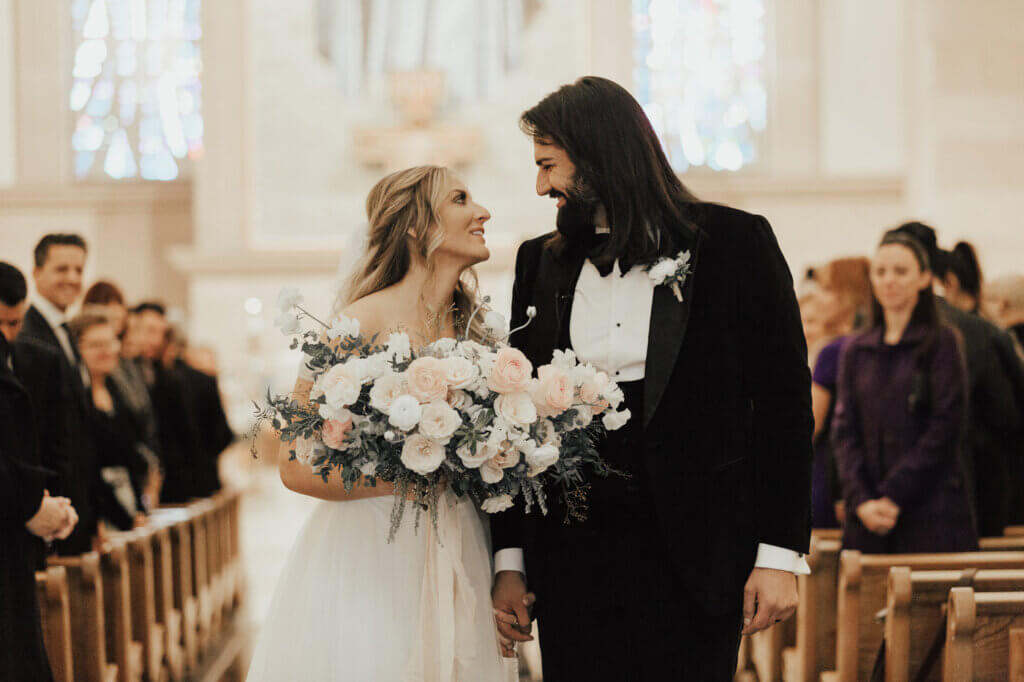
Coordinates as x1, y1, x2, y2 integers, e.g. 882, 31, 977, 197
246, 491, 515, 681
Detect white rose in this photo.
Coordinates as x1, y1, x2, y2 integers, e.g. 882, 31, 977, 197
418, 401, 462, 444
361, 353, 389, 382
480, 459, 504, 483
457, 442, 493, 469
274, 310, 301, 335
443, 357, 480, 389
494, 392, 538, 427
326, 314, 360, 341
475, 351, 497, 380
319, 402, 351, 421
388, 394, 423, 431
601, 382, 625, 409
429, 337, 458, 355
648, 259, 677, 284
602, 408, 632, 432
550, 349, 578, 370
526, 443, 560, 477
369, 372, 408, 412
481, 494, 515, 514
447, 389, 474, 412
483, 310, 508, 337
455, 340, 487, 358
276, 286, 304, 313
571, 363, 597, 387
400, 434, 445, 475
316, 363, 361, 408
386, 332, 412, 362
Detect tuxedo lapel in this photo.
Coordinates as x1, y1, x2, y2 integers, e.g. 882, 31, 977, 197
530, 246, 587, 363
643, 229, 703, 429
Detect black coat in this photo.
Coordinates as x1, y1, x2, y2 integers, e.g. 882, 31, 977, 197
175, 360, 233, 497
148, 362, 205, 503
0, 337, 55, 681
491, 203, 814, 616
19, 305, 101, 554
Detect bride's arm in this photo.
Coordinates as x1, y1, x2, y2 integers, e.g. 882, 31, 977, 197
277, 376, 396, 501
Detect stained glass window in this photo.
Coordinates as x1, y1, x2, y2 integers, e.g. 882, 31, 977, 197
71, 0, 203, 181
633, 0, 766, 172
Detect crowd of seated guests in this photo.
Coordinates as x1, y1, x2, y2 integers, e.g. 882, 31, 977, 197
0, 233, 234, 681
800, 221, 1024, 555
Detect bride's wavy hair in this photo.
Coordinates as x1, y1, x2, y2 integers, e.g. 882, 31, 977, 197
340, 165, 488, 340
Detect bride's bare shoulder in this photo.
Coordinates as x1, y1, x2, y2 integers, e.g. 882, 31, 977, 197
341, 289, 407, 340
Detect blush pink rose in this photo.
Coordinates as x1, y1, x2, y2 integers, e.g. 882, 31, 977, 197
405, 357, 450, 403
487, 347, 533, 394
532, 365, 574, 417
321, 411, 354, 450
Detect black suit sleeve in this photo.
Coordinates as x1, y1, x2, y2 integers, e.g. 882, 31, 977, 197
0, 447, 47, 526
744, 216, 814, 554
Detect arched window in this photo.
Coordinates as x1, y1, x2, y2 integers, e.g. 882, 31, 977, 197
632, 0, 766, 172
70, 0, 203, 181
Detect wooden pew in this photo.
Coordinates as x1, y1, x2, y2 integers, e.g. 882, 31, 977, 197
980, 535, 1024, 551
781, 534, 841, 682
1010, 628, 1024, 681
151, 509, 199, 672
36, 565, 74, 682
186, 500, 214, 651
1006, 526, 1024, 537
150, 523, 185, 680
750, 607, 797, 682
944, 588, 1024, 681
49, 552, 119, 682
100, 538, 144, 682
227, 490, 244, 609
885, 568, 1024, 681
828, 551, 1024, 682
117, 528, 166, 682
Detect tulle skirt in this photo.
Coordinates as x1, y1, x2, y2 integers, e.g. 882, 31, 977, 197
246, 494, 514, 682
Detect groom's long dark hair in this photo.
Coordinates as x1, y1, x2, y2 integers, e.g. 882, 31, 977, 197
520, 76, 699, 269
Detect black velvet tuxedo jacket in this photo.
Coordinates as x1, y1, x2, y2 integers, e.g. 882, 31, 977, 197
490, 202, 814, 615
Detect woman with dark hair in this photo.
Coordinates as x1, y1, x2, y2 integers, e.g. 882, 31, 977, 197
83, 280, 127, 336
832, 232, 977, 553
938, 241, 984, 313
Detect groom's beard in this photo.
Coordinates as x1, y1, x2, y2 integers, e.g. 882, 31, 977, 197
553, 176, 601, 244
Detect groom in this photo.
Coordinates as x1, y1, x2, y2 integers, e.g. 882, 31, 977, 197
491, 77, 814, 680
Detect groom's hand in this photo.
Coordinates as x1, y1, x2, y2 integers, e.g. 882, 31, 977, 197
492, 570, 534, 657
741, 567, 799, 635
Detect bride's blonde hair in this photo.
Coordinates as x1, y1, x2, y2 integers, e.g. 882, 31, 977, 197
340, 165, 488, 340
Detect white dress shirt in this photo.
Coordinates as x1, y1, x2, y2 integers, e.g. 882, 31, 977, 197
32, 294, 91, 387
496, 227, 810, 576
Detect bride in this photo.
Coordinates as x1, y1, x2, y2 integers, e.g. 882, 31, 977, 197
246, 166, 514, 681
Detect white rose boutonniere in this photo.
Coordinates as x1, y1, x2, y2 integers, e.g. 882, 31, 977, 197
646, 250, 693, 302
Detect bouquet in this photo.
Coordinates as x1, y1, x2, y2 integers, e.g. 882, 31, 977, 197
257, 288, 631, 540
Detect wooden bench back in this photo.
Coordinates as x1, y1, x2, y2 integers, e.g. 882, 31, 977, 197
49, 552, 119, 682
885, 568, 1024, 681
782, 534, 841, 682
835, 551, 1024, 682
36, 565, 74, 682
944, 588, 1024, 681
118, 527, 166, 682
100, 538, 143, 682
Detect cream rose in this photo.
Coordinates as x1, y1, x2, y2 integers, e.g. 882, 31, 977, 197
317, 363, 361, 409
443, 357, 479, 389
418, 401, 462, 444
490, 447, 520, 470
369, 372, 408, 412
480, 459, 504, 483
481, 494, 514, 514
526, 443, 559, 477
405, 357, 450, 403
602, 408, 632, 432
388, 394, 423, 431
457, 443, 493, 469
531, 365, 574, 417
400, 434, 445, 475
321, 411, 354, 450
487, 347, 533, 394
494, 392, 538, 427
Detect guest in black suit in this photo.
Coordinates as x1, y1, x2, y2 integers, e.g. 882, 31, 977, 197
133, 302, 205, 503
490, 78, 813, 681
17, 235, 104, 554
0, 262, 74, 498
0, 332, 78, 682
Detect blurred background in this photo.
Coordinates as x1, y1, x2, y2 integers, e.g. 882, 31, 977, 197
2, 0, 1023, 670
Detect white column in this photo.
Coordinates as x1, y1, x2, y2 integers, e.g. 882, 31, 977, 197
0, 0, 15, 186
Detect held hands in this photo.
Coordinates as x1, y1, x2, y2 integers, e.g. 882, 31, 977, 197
856, 497, 900, 535
741, 567, 799, 636
25, 490, 78, 542
491, 570, 536, 658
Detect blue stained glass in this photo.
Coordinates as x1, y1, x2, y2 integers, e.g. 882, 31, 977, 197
70, 81, 92, 111
74, 151, 96, 177
72, 118, 105, 151
104, 128, 138, 178
140, 148, 178, 180
117, 42, 137, 76
119, 81, 138, 124
83, 0, 109, 39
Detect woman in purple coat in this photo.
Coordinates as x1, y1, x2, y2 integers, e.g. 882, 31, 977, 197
832, 231, 978, 553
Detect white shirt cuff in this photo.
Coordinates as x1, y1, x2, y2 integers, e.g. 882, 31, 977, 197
754, 543, 811, 575
494, 548, 526, 575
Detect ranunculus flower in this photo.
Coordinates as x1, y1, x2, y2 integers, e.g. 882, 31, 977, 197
386, 332, 412, 362
488, 347, 533, 394
494, 392, 538, 427
276, 287, 304, 313
322, 412, 354, 450
602, 408, 632, 432
388, 394, 423, 431
526, 443, 559, 477
418, 401, 462, 444
443, 357, 479, 389
484, 310, 508, 337
480, 459, 504, 483
481, 494, 514, 514
400, 434, 445, 475
327, 314, 360, 341
318, 363, 361, 408
369, 372, 408, 412
405, 357, 450, 403
531, 365, 574, 417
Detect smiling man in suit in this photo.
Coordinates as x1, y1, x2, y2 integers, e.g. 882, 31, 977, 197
490, 78, 814, 680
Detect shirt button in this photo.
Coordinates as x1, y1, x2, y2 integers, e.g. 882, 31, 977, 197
616, 323, 621, 328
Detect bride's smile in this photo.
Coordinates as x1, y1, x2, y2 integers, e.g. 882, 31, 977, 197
434, 177, 491, 267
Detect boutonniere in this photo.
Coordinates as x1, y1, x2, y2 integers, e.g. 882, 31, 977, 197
645, 251, 693, 302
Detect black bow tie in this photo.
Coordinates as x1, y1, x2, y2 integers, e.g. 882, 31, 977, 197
582, 230, 620, 277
